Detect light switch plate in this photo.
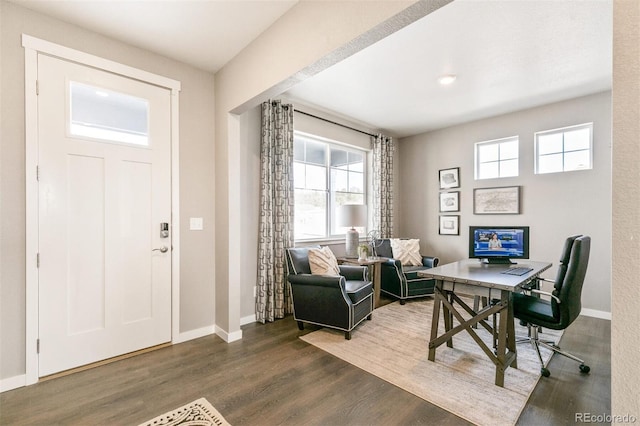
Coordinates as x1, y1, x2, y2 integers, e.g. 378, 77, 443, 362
189, 217, 204, 230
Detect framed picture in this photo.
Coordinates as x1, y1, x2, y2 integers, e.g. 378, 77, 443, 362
439, 191, 460, 212
473, 186, 521, 214
439, 167, 460, 189
439, 215, 460, 235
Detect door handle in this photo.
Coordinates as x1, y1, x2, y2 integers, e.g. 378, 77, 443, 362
152, 246, 169, 253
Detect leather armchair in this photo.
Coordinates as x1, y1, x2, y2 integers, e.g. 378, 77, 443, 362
373, 239, 439, 304
285, 247, 374, 340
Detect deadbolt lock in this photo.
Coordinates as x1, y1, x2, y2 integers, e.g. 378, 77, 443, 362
160, 222, 169, 238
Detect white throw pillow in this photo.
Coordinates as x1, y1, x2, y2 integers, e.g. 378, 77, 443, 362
390, 238, 422, 266
308, 246, 340, 276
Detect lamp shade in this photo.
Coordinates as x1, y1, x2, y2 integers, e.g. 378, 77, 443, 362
336, 204, 367, 228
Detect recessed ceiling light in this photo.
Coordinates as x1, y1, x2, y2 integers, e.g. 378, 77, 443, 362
438, 74, 457, 85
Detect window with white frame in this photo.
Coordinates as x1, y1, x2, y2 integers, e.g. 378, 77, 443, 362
70, 81, 149, 146
535, 123, 593, 174
474, 136, 519, 180
293, 133, 366, 240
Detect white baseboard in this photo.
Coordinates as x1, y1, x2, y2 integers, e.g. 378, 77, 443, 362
215, 326, 243, 343
241, 314, 256, 326
174, 325, 216, 344
178, 316, 252, 344
580, 308, 611, 320
1, 374, 26, 393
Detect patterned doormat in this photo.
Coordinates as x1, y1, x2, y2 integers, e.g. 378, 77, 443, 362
138, 398, 231, 426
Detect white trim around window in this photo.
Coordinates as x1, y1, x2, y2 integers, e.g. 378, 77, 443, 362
293, 132, 368, 242
534, 123, 593, 174
474, 135, 519, 180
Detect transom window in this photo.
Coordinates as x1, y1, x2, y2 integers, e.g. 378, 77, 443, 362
69, 81, 149, 146
293, 133, 366, 240
535, 123, 593, 174
475, 136, 519, 180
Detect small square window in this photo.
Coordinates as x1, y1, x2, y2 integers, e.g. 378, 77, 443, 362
535, 123, 593, 174
474, 136, 519, 180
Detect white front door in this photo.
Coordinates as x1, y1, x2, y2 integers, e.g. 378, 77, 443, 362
37, 54, 172, 376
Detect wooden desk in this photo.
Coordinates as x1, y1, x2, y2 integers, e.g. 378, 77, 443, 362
418, 259, 551, 387
337, 257, 387, 308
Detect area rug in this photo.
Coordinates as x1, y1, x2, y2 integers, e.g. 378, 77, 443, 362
138, 398, 231, 426
300, 298, 562, 426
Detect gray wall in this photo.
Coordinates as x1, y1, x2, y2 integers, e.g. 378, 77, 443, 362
0, 2, 216, 380
611, 0, 640, 415
398, 91, 612, 315
238, 105, 261, 321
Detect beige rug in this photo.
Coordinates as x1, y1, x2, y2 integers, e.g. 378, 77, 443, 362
138, 397, 231, 426
300, 298, 561, 426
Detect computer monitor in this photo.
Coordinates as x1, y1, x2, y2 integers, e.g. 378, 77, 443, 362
469, 226, 530, 264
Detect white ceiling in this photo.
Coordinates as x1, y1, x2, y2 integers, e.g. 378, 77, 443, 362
285, 0, 613, 137
10, 0, 612, 138
9, 0, 299, 73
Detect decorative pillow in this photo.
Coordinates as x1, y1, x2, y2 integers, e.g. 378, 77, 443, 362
390, 238, 422, 266
308, 246, 340, 276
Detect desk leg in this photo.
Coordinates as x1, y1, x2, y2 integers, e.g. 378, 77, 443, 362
372, 263, 381, 308
444, 291, 453, 348
507, 293, 517, 369
495, 291, 509, 387
428, 280, 443, 361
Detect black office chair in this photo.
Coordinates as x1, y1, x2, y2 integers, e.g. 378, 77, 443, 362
513, 235, 591, 378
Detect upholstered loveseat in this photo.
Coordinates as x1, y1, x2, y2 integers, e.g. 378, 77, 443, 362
285, 247, 374, 339
373, 238, 439, 304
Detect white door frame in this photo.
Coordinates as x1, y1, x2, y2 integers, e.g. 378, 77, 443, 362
23, 34, 181, 385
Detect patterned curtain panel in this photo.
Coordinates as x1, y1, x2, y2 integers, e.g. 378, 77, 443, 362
372, 133, 395, 238
256, 100, 295, 323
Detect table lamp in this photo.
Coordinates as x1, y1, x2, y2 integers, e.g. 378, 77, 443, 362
336, 204, 367, 258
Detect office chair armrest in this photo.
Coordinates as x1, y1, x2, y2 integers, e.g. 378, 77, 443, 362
522, 276, 555, 290
529, 288, 561, 304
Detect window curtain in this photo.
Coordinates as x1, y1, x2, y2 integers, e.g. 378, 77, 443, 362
372, 133, 394, 238
256, 100, 295, 323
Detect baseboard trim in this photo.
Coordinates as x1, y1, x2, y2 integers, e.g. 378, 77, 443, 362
581, 308, 611, 320
174, 325, 216, 344
0, 374, 26, 393
176, 323, 246, 344
215, 326, 243, 343
241, 314, 256, 326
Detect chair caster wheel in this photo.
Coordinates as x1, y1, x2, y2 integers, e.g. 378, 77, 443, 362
541, 368, 551, 377
579, 364, 590, 374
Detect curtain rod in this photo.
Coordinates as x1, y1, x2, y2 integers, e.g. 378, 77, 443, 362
294, 109, 377, 138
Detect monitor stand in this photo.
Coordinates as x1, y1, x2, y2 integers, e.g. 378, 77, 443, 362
482, 258, 516, 265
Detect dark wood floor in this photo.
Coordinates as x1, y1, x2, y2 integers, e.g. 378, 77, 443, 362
0, 296, 610, 426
